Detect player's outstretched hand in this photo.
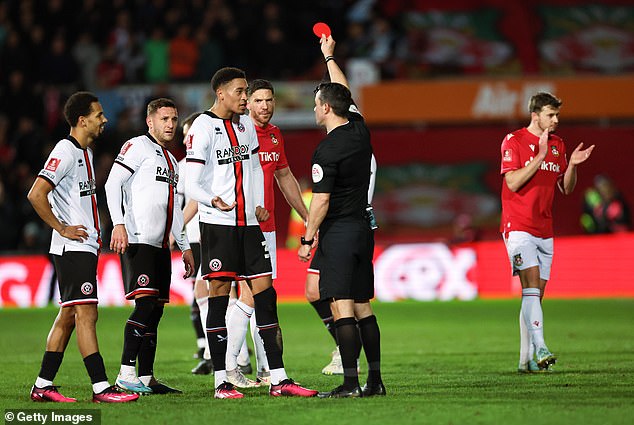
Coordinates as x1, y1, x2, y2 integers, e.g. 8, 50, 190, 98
255, 206, 270, 222
569, 142, 595, 166
211, 196, 237, 211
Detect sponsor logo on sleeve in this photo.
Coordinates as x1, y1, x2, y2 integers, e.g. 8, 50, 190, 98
45, 158, 61, 171
119, 141, 133, 155
312, 164, 323, 183
503, 150, 512, 162
186, 134, 193, 150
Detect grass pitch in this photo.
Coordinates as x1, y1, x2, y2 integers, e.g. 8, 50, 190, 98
0, 299, 633, 425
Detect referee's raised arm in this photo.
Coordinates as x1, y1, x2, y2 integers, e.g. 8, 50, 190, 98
320, 35, 349, 90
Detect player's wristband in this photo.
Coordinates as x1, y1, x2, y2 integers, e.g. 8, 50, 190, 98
301, 236, 314, 246
324, 56, 335, 63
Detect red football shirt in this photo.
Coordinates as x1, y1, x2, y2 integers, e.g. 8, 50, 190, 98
255, 123, 289, 232
500, 128, 568, 238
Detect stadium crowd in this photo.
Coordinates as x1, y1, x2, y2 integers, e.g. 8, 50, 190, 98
0, 0, 409, 253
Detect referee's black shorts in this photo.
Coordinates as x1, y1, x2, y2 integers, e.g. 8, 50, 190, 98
317, 219, 375, 301
52, 250, 99, 307
121, 243, 172, 302
199, 223, 272, 281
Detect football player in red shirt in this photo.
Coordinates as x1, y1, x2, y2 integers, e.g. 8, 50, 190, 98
500, 92, 594, 372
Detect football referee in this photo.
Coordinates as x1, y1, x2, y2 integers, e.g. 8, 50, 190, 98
298, 35, 385, 398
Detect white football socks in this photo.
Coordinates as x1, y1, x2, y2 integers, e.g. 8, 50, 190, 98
250, 312, 269, 372
521, 288, 546, 351
226, 300, 252, 371
195, 296, 211, 360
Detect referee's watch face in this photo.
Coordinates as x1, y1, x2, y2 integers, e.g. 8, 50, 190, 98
220, 78, 249, 115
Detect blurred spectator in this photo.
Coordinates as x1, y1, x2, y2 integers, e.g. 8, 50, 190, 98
96, 45, 125, 89
169, 23, 198, 81
121, 33, 147, 84
194, 28, 224, 81
72, 31, 101, 91
0, 29, 31, 84
581, 175, 631, 234
0, 115, 14, 167
39, 32, 80, 86
144, 26, 169, 83
0, 69, 43, 138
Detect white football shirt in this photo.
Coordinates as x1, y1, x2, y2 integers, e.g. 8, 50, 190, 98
185, 112, 265, 226
177, 157, 200, 243
105, 133, 189, 250
38, 136, 101, 255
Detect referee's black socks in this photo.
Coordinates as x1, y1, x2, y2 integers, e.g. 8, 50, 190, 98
335, 317, 361, 389
358, 315, 382, 384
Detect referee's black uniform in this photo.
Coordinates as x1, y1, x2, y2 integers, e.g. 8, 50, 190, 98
310, 106, 375, 302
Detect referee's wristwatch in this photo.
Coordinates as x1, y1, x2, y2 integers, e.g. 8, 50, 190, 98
300, 236, 314, 246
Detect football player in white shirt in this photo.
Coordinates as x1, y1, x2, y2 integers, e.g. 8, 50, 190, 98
105, 98, 195, 394
185, 67, 317, 399
28, 91, 138, 403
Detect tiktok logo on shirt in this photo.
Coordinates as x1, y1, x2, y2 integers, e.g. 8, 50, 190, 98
524, 157, 561, 173
259, 151, 280, 163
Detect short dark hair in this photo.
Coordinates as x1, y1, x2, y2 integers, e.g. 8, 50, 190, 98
248, 79, 274, 97
528, 92, 562, 114
182, 111, 202, 129
64, 91, 99, 127
211, 67, 246, 91
315, 82, 352, 117
147, 98, 177, 116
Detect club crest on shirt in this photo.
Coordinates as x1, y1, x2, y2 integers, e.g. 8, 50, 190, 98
81, 282, 94, 295
270, 134, 278, 145
236, 122, 245, 132
137, 274, 150, 287
45, 158, 61, 171
312, 164, 324, 183
209, 259, 222, 271
513, 254, 523, 267
119, 141, 133, 156
503, 150, 512, 162
550, 145, 559, 157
